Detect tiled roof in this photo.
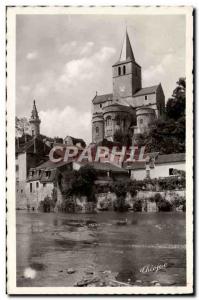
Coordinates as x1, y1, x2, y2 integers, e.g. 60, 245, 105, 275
27, 160, 72, 182
155, 153, 185, 164
133, 85, 159, 97
92, 93, 113, 104
125, 153, 185, 170
125, 161, 146, 170
36, 160, 69, 170
77, 161, 128, 173
16, 136, 51, 154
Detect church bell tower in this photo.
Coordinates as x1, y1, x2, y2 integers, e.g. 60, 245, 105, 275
29, 100, 41, 137
112, 30, 142, 102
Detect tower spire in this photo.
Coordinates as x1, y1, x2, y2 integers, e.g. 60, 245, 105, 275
119, 30, 135, 62
29, 100, 41, 137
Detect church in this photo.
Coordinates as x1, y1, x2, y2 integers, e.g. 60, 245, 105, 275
92, 31, 165, 143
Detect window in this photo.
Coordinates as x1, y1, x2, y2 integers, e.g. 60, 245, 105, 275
116, 118, 120, 126
100, 103, 102, 108
30, 183, 32, 193
145, 95, 148, 100
169, 168, 174, 176
123, 65, 126, 75
16, 165, 19, 172
43, 183, 46, 187
106, 116, 112, 126
140, 119, 143, 124
96, 127, 99, 135
21, 189, 23, 193
36, 182, 39, 188
45, 171, 51, 178
118, 67, 121, 76
32, 130, 34, 136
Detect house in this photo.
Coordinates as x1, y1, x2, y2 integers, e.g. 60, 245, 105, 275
25, 160, 129, 210
16, 137, 51, 209
26, 160, 73, 210
16, 101, 51, 209
127, 153, 185, 180
73, 161, 129, 185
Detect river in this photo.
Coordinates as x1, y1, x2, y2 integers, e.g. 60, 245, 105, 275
16, 211, 186, 287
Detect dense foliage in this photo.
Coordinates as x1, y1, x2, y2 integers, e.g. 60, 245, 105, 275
113, 129, 133, 146
113, 78, 186, 154
166, 78, 185, 120
64, 165, 97, 202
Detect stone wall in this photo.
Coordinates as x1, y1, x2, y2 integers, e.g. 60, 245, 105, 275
95, 189, 185, 213
16, 180, 55, 210
136, 190, 185, 201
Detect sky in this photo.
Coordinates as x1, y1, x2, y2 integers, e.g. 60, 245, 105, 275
16, 14, 185, 143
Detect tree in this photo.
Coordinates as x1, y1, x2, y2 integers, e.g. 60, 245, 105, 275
15, 116, 31, 137
134, 77, 186, 154
111, 182, 130, 212
166, 78, 186, 120
67, 165, 97, 202
113, 129, 132, 146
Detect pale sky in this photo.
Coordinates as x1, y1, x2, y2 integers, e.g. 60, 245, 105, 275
16, 14, 185, 143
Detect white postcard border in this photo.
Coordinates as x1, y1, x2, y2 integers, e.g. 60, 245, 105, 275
6, 6, 193, 295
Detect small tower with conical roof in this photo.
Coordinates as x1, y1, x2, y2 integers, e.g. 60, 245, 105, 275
29, 100, 41, 137
112, 30, 142, 102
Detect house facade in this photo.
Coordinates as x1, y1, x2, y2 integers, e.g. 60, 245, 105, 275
24, 160, 129, 210
16, 101, 51, 209
128, 153, 185, 180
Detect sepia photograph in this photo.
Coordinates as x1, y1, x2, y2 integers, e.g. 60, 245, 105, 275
6, 6, 193, 295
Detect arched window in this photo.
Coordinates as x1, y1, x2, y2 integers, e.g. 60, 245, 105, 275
118, 67, 121, 76
123, 65, 126, 75
106, 116, 112, 126
116, 117, 120, 126
140, 119, 143, 124
96, 126, 99, 135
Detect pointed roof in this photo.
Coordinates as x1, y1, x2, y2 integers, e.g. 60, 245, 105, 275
119, 30, 135, 62
30, 100, 40, 121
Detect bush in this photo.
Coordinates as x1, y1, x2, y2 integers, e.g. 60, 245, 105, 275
112, 182, 129, 212
133, 199, 142, 212
154, 193, 163, 203
157, 200, 173, 212
151, 193, 173, 212
171, 195, 186, 211
39, 195, 55, 212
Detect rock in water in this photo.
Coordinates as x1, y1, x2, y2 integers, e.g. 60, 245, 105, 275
67, 268, 75, 274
